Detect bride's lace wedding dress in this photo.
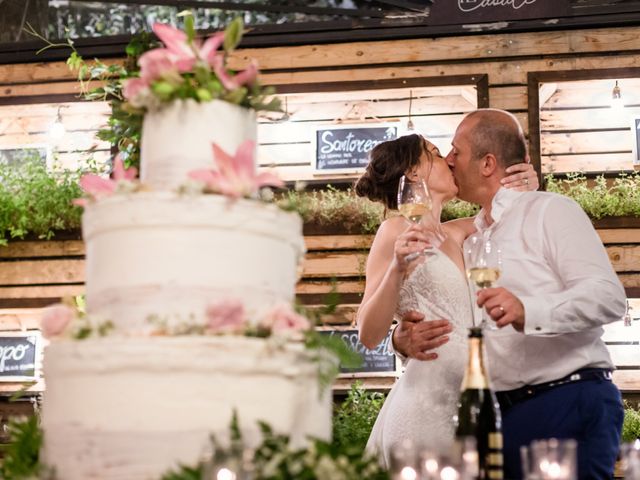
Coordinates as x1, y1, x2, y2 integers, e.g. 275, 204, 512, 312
366, 248, 473, 467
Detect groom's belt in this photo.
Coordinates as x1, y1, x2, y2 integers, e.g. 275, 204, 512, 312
495, 368, 613, 412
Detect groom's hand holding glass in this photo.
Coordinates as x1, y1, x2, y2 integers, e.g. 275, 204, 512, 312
392, 311, 453, 361
476, 287, 526, 331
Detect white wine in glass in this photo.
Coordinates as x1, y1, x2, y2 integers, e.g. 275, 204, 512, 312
397, 175, 434, 262
465, 234, 502, 330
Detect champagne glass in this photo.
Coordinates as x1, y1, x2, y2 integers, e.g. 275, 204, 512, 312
397, 175, 438, 262
464, 233, 502, 330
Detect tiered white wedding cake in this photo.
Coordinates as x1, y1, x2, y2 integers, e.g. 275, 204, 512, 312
40, 30, 332, 477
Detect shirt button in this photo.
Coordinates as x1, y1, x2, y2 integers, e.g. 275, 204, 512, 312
535, 327, 541, 331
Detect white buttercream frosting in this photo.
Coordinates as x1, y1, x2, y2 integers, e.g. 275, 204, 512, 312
82, 192, 304, 332
42, 337, 331, 480
140, 99, 257, 191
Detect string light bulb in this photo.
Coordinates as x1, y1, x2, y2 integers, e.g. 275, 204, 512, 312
611, 80, 623, 110
49, 107, 66, 139
407, 90, 415, 131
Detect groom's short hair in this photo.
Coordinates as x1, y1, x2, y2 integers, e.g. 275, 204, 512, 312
465, 109, 527, 169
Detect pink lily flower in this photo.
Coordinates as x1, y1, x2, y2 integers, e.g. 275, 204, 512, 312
122, 77, 150, 101
261, 303, 311, 336
152, 23, 225, 72
212, 57, 259, 90
74, 155, 137, 205
188, 140, 283, 198
205, 299, 246, 334
41, 304, 76, 339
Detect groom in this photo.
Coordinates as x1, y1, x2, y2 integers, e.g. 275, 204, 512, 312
392, 109, 626, 479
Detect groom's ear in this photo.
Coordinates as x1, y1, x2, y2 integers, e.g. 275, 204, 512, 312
479, 153, 499, 177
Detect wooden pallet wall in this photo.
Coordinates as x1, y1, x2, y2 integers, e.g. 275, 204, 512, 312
2, 26, 640, 179
0, 227, 638, 394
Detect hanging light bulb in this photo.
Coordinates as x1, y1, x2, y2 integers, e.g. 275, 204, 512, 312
49, 107, 66, 140
611, 81, 623, 110
406, 90, 415, 131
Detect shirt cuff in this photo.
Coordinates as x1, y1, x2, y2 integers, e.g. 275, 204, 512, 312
520, 295, 553, 335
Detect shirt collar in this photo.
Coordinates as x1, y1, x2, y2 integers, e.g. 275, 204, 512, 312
473, 187, 524, 232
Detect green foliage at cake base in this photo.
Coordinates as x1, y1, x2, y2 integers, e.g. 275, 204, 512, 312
0, 415, 45, 479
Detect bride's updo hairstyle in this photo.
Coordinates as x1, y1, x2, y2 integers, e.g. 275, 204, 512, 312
355, 133, 426, 210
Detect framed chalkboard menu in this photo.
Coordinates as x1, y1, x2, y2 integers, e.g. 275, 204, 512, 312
313, 123, 398, 173
0, 332, 41, 382
322, 328, 396, 374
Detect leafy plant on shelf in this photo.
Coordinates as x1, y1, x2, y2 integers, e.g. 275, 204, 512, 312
623, 401, 640, 443
332, 381, 386, 456
0, 158, 95, 246
545, 172, 640, 219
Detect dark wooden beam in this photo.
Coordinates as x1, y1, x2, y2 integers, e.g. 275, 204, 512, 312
68, 0, 387, 18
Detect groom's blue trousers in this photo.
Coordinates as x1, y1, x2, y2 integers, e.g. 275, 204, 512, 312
501, 378, 623, 480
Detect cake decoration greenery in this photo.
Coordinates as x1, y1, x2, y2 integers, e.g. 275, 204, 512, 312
623, 401, 640, 443
121, 16, 280, 113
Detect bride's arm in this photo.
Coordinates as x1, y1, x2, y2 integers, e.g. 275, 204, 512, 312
356, 218, 429, 349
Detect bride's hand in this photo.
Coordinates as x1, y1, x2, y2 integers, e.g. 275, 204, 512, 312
501, 160, 539, 191
393, 224, 432, 273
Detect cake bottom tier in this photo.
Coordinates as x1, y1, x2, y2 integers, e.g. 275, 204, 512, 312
41, 336, 332, 480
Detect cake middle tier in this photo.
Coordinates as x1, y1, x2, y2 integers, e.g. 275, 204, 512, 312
82, 193, 305, 333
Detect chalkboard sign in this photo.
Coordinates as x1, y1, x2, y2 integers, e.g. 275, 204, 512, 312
429, 0, 570, 25
321, 329, 396, 374
0, 333, 41, 382
313, 124, 398, 173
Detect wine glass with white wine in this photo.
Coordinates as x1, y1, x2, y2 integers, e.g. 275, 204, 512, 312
464, 233, 502, 330
397, 175, 437, 262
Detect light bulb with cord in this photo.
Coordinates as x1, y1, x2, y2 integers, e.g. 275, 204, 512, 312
611, 80, 623, 110
49, 107, 66, 140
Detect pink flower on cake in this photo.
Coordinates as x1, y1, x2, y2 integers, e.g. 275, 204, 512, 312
41, 304, 76, 338
262, 303, 311, 336
73, 155, 138, 206
213, 57, 259, 91
205, 299, 246, 334
188, 140, 283, 198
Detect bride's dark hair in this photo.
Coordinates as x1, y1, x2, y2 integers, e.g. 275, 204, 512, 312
355, 133, 426, 210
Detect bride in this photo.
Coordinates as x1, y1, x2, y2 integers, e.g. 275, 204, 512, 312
354, 133, 537, 466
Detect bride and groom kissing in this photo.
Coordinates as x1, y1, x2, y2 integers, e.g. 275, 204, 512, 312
355, 109, 625, 479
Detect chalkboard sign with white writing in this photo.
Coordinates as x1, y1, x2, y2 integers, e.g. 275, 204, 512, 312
429, 0, 570, 25
0, 333, 40, 381
321, 329, 396, 374
313, 124, 398, 173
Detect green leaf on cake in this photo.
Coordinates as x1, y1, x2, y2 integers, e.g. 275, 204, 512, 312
224, 17, 244, 52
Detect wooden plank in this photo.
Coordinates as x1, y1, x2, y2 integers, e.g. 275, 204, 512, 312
332, 375, 397, 392
0, 284, 84, 300
0, 131, 110, 152
541, 130, 632, 155
0, 59, 121, 84
602, 319, 640, 343
0, 259, 84, 285
261, 53, 640, 90
598, 229, 640, 244
542, 153, 634, 174
613, 369, 640, 392
260, 165, 362, 182
305, 304, 358, 326
0, 112, 109, 135
542, 80, 640, 109
0, 308, 42, 330
0, 240, 84, 259
305, 235, 373, 251
540, 107, 640, 131
619, 274, 640, 289
258, 113, 466, 145
0, 101, 110, 117
296, 279, 365, 295
301, 252, 367, 278
489, 85, 528, 112
0, 81, 86, 97
231, 27, 640, 71
607, 246, 640, 273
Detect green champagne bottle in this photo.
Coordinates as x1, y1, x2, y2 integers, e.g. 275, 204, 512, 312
455, 327, 503, 480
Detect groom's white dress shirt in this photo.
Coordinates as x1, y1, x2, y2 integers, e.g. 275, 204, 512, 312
471, 188, 626, 391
